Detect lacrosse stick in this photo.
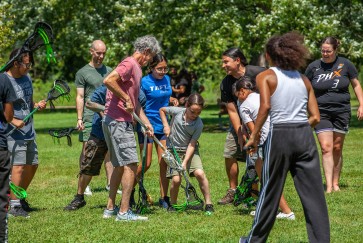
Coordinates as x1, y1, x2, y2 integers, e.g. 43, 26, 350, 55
48, 127, 78, 146
135, 130, 151, 214
6, 80, 70, 137
233, 166, 259, 208
0, 22, 56, 72
168, 138, 204, 211
132, 112, 203, 211
9, 182, 27, 200
131, 112, 183, 172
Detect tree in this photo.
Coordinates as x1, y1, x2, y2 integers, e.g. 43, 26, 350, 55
1, 0, 362, 101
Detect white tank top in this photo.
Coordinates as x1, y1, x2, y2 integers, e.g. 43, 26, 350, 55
270, 67, 308, 124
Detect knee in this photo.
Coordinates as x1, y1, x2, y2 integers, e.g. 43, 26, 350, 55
194, 170, 205, 180
172, 176, 181, 186
320, 142, 333, 155
332, 144, 343, 154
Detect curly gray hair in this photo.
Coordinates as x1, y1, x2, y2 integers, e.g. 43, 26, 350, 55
133, 35, 161, 54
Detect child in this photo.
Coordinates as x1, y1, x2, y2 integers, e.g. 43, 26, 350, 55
235, 77, 295, 220
159, 93, 214, 214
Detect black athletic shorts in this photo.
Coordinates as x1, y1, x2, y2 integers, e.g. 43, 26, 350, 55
315, 111, 351, 134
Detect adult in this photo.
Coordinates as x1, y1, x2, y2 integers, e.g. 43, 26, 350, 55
172, 68, 191, 106
75, 40, 113, 195
102, 35, 160, 221
241, 32, 330, 243
305, 37, 363, 193
135, 53, 178, 209
218, 47, 265, 205
190, 72, 205, 94
5, 49, 47, 218
0, 73, 17, 241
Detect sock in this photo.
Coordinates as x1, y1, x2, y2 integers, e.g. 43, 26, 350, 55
10, 199, 20, 208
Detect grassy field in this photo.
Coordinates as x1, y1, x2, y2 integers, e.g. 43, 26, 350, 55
7, 105, 363, 243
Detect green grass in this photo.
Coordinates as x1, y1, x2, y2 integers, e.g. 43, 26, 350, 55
7, 106, 363, 243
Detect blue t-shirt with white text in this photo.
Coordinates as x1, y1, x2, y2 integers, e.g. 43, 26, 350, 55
141, 74, 172, 134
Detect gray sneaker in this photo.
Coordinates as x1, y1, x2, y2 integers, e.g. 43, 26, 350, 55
115, 209, 148, 221
8, 206, 30, 218
103, 206, 119, 219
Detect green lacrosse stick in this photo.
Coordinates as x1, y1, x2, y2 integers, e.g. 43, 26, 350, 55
9, 182, 27, 199
6, 79, 70, 137
37, 27, 56, 63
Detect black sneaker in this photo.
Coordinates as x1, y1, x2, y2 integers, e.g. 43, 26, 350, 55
20, 199, 34, 212
8, 206, 30, 218
205, 204, 214, 214
167, 205, 177, 213
64, 197, 86, 211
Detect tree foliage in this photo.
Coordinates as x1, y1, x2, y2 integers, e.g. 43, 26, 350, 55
1, 0, 362, 96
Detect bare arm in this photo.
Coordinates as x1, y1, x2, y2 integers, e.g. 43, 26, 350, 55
182, 140, 197, 169
226, 101, 243, 148
302, 75, 320, 127
351, 78, 363, 120
160, 107, 170, 136
76, 87, 85, 130
172, 85, 186, 94
169, 97, 179, 106
85, 99, 105, 113
103, 70, 133, 112
245, 70, 273, 150
3, 102, 14, 123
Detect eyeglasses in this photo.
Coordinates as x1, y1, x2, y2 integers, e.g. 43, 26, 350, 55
321, 49, 334, 54
155, 67, 169, 73
20, 62, 32, 69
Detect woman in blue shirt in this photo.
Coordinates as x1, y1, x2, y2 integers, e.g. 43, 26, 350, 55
136, 54, 178, 208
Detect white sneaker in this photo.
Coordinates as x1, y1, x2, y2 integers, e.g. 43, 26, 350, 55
106, 185, 122, 195
115, 209, 148, 221
84, 186, 93, 196
276, 212, 295, 220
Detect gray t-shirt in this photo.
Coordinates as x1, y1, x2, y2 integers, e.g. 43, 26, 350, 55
238, 92, 270, 145
5, 73, 35, 140
165, 106, 203, 150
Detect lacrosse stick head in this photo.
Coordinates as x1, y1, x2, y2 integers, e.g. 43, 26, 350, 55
24, 22, 54, 52
9, 182, 28, 199
135, 182, 151, 215
233, 174, 259, 207
46, 80, 71, 109
48, 127, 76, 146
185, 184, 204, 211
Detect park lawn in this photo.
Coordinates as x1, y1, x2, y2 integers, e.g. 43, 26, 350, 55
7, 106, 363, 243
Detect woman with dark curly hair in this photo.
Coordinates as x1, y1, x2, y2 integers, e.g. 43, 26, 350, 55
240, 32, 330, 243
305, 37, 363, 193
